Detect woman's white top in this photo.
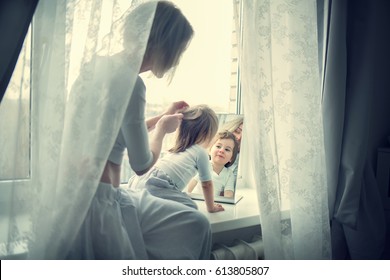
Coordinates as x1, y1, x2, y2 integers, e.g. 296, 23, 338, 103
107, 71, 153, 172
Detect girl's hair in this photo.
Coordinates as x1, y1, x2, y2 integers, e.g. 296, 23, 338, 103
211, 130, 239, 168
221, 116, 244, 133
169, 105, 218, 153
145, 1, 194, 78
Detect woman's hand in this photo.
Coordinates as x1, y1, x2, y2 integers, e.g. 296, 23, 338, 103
156, 113, 183, 134
165, 101, 189, 115
208, 203, 225, 213
146, 101, 188, 132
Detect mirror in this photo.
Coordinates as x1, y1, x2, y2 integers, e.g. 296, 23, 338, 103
186, 114, 244, 204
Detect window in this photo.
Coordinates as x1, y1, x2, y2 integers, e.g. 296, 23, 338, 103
121, 0, 242, 182
0, 0, 242, 258
142, 0, 239, 117
0, 27, 31, 181
0, 1, 242, 184
0, 27, 32, 257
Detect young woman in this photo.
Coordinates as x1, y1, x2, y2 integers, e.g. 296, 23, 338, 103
221, 116, 244, 181
68, 1, 213, 260
129, 105, 225, 213
187, 130, 239, 198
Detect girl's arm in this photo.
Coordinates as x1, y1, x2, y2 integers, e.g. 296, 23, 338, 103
223, 190, 234, 198
187, 178, 198, 193
223, 169, 235, 198
201, 180, 224, 213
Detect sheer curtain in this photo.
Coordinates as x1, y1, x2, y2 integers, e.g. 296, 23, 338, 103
239, 0, 331, 259
0, 0, 156, 259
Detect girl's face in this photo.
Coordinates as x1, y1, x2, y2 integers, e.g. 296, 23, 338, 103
210, 138, 235, 166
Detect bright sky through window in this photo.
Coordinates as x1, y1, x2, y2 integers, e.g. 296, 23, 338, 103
142, 0, 234, 114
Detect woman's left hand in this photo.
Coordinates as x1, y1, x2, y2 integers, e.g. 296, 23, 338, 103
156, 113, 183, 134
166, 101, 189, 115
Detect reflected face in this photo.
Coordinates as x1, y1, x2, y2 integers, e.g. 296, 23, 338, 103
210, 138, 235, 166
232, 123, 243, 148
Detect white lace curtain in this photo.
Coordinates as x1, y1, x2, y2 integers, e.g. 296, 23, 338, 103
239, 0, 331, 259
0, 0, 156, 259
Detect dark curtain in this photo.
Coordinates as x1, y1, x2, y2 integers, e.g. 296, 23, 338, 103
0, 0, 39, 104
323, 0, 390, 259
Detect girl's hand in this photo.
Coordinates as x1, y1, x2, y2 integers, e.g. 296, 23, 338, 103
208, 203, 225, 213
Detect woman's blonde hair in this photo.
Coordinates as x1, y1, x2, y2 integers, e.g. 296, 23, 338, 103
144, 1, 194, 79
169, 105, 218, 153
211, 131, 239, 168
221, 116, 244, 133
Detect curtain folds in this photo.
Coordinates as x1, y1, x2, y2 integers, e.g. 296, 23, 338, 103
240, 0, 331, 259
0, 0, 156, 259
323, 0, 386, 259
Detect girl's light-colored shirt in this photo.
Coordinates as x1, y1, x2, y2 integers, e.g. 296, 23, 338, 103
212, 166, 235, 195
192, 163, 235, 196
155, 145, 212, 191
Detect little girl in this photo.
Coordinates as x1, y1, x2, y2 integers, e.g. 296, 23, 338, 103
187, 130, 239, 198
128, 104, 225, 213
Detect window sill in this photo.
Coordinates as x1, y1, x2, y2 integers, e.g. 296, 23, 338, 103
194, 188, 261, 233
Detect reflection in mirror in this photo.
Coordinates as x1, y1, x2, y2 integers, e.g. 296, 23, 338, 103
186, 114, 244, 204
